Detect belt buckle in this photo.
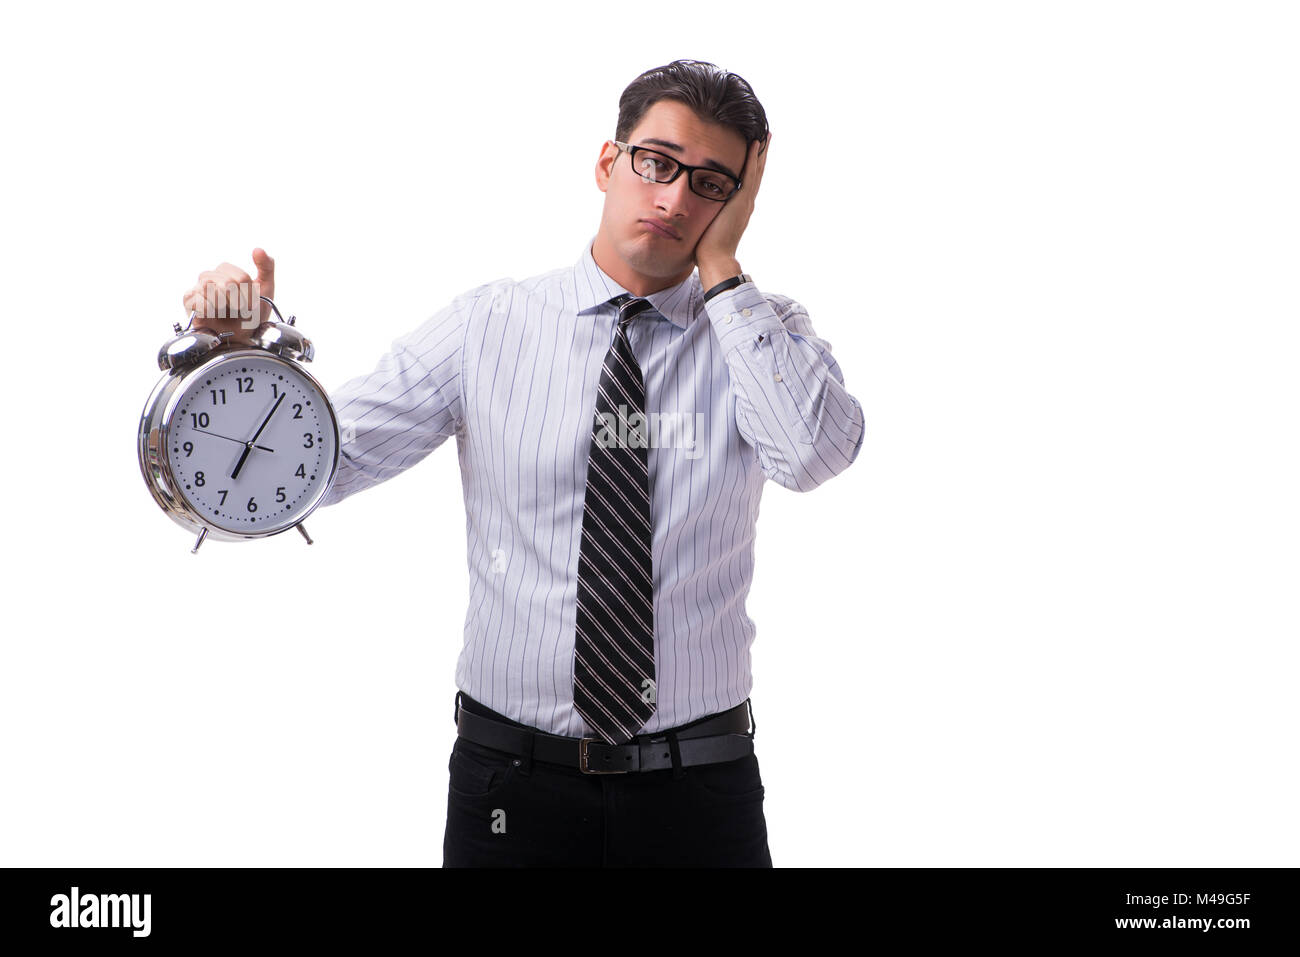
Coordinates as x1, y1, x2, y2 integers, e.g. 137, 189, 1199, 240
578, 737, 628, 774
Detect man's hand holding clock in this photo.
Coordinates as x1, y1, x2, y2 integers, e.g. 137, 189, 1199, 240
182, 247, 278, 338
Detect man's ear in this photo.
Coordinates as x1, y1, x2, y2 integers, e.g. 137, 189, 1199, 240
594, 141, 617, 193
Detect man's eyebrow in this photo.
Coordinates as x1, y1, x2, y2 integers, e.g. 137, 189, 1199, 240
637, 138, 740, 180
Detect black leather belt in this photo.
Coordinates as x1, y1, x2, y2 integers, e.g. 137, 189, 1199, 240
454, 694, 756, 774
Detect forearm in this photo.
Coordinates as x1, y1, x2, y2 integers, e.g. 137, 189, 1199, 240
705, 281, 865, 491
319, 305, 467, 507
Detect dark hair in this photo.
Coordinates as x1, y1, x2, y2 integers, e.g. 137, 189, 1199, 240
615, 59, 769, 154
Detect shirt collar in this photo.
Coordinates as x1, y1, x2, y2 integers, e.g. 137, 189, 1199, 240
572, 237, 699, 330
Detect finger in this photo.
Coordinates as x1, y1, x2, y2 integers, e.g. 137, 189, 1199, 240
188, 279, 222, 319
197, 269, 241, 301
252, 248, 275, 284
196, 269, 244, 316
216, 261, 257, 316
746, 138, 760, 174
216, 261, 252, 285
733, 141, 755, 194
252, 249, 275, 313
743, 140, 766, 194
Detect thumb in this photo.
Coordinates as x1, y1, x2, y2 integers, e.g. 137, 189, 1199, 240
252, 247, 275, 289
252, 248, 275, 323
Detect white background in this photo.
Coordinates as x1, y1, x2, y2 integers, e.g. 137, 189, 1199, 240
1, 0, 1296, 867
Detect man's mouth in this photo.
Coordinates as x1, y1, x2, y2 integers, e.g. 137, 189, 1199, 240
639, 219, 681, 240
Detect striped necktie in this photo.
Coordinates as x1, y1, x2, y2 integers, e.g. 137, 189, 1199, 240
573, 294, 657, 745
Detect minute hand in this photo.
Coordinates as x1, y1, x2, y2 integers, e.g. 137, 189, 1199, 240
231, 393, 285, 480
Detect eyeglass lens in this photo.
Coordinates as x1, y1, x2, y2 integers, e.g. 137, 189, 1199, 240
633, 149, 736, 200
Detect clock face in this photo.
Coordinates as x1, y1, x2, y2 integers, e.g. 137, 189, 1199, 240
165, 353, 337, 534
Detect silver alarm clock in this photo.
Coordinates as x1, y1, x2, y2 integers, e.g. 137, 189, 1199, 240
139, 297, 340, 552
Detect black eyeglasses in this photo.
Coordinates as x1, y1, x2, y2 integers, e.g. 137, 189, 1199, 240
612, 141, 741, 202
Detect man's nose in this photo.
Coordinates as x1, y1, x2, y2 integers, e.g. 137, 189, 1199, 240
656, 174, 694, 217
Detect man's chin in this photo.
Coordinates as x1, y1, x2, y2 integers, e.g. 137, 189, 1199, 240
621, 239, 691, 279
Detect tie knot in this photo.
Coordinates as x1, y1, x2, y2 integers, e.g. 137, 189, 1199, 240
612, 295, 654, 325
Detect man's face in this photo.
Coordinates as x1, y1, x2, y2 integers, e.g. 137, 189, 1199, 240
592, 99, 749, 291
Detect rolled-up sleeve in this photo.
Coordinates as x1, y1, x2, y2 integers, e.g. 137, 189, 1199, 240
318, 299, 466, 508
705, 282, 865, 491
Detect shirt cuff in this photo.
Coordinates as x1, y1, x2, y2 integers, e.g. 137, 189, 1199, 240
702, 281, 786, 354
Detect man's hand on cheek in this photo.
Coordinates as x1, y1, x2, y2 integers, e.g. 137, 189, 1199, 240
696, 134, 771, 291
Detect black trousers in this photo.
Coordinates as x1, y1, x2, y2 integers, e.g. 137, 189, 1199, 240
442, 693, 773, 867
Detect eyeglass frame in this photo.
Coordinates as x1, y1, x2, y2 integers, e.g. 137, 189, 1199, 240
611, 140, 743, 202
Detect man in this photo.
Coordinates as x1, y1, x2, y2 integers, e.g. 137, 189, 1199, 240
183, 60, 865, 867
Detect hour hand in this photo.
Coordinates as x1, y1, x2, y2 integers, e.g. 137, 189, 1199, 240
230, 442, 253, 480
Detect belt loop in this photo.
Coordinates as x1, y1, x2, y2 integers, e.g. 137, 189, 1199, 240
454, 690, 463, 727
746, 698, 756, 738
517, 729, 534, 777
666, 730, 685, 779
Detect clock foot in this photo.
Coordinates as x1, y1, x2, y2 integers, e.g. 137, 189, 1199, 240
191, 527, 208, 554
296, 523, 314, 545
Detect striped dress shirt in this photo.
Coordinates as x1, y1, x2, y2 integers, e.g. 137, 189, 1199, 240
318, 239, 865, 736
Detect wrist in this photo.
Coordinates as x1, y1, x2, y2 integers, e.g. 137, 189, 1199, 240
698, 258, 743, 292
702, 272, 753, 304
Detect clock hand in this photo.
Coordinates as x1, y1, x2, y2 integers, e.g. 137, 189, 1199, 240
193, 427, 243, 444
225, 439, 276, 481
231, 393, 286, 480
229, 444, 252, 480
194, 427, 273, 451
247, 392, 285, 446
